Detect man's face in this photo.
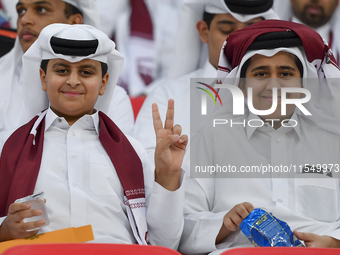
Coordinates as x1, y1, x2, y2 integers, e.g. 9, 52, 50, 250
16, 0, 76, 52
290, 0, 339, 28
199, 13, 263, 69
40, 59, 109, 124
240, 52, 303, 127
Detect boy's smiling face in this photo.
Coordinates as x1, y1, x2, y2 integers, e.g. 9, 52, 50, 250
40, 58, 109, 125
240, 52, 303, 128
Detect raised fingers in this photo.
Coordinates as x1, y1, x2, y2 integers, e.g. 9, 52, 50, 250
152, 103, 163, 133
164, 99, 175, 130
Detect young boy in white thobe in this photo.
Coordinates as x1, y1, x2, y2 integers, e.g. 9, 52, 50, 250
181, 20, 340, 254
0, 24, 187, 249
0, 0, 134, 154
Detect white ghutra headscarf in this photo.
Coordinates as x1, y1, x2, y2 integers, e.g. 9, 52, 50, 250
21, 23, 124, 122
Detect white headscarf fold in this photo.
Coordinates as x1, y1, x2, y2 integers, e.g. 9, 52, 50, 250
21, 24, 124, 123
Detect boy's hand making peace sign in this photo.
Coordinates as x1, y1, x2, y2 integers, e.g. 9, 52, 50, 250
152, 99, 188, 191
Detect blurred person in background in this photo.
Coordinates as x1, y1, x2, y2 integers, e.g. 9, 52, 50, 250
273, 0, 340, 63
95, 0, 184, 97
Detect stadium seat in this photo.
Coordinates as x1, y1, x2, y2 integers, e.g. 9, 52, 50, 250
1, 243, 182, 255
130, 95, 146, 120
220, 247, 340, 255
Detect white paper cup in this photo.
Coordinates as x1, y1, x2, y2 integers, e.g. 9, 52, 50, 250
15, 191, 50, 230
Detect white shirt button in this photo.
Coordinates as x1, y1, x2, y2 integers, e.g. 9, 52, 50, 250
275, 138, 280, 143
277, 199, 282, 203
87, 117, 91, 121
71, 131, 76, 137
72, 182, 77, 187
71, 154, 77, 159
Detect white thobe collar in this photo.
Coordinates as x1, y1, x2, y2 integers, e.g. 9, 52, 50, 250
203, 60, 217, 78
292, 16, 331, 43
44, 107, 100, 134
246, 110, 302, 140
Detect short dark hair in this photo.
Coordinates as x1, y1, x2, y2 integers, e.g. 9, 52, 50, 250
64, 3, 83, 19
203, 11, 216, 29
240, 58, 251, 79
100, 62, 108, 77
40, 59, 108, 78
240, 54, 304, 79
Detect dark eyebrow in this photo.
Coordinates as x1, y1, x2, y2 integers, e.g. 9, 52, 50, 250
216, 20, 235, 25
250, 66, 269, 72
52, 63, 98, 72
52, 62, 70, 69
278, 66, 296, 71
16, 1, 53, 8
250, 65, 297, 72
79, 64, 98, 71
246, 17, 264, 24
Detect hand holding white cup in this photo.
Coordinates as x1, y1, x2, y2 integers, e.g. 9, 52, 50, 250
15, 191, 50, 230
